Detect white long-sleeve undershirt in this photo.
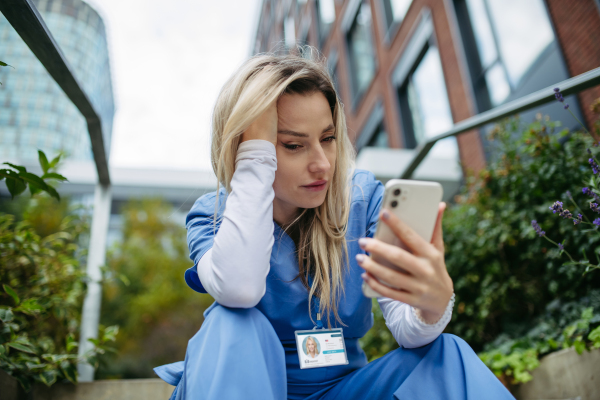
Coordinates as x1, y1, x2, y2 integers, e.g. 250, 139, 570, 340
197, 139, 453, 348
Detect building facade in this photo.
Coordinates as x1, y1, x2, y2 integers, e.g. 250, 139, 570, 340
252, 0, 600, 183
0, 0, 115, 163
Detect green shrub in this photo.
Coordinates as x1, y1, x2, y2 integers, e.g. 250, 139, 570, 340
97, 199, 213, 379
0, 196, 116, 391
360, 115, 600, 375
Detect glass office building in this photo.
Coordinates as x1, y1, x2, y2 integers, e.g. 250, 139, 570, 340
0, 0, 115, 163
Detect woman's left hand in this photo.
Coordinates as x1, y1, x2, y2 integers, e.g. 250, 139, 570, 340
357, 203, 454, 324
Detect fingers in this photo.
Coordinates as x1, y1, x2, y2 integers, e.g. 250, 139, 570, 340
379, 209, 435, 258
356, 253, 423, 294
431, 202, 446, 253
358, 237, 424, 277
361, 271, 416, 304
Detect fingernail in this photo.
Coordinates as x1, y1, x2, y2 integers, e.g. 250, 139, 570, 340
356, 254, 365, 263
358, 238, 369, 248
361, 273, 369, 281
382, 209, 390, 220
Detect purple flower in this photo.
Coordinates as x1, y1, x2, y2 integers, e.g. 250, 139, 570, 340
594, 218, 600, 226
554, 87, 569, 109
591, 203, 600, 213
590, 158, 600, 174
532, 220, 545, 237
582, 187, 600, 202
558, 243, 564, 251
550, 201, 564, 214
564, 104, 570, 110
574, 214, 583, 225
559, 209, 572, 219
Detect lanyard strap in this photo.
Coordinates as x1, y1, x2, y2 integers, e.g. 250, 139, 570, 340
312, 296, 323, 330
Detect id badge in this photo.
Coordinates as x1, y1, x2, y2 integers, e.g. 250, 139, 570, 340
294, 328, 349, 369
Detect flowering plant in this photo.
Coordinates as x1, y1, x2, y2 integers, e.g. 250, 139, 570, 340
532, 93, 600, 274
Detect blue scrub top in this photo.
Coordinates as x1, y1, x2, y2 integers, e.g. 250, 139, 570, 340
184, 169, 384, 383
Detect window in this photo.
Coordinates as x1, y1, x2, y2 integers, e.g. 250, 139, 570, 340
456, 0, 555, 109
346, 1, 377, 108
355, 100, 387, 152
380, 0, 412, 39
316, 0, 336, 45
397, 44, 457, 158
284, 17, 296, 49
327, 48, 340, 93
366, 123, 389, 148
296, 0, 308, 17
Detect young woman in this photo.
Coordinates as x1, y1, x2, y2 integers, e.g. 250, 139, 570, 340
305, 336, 320, 359
154, 53, 515, 400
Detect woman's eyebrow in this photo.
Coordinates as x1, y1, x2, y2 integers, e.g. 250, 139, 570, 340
277, 124, 334, 137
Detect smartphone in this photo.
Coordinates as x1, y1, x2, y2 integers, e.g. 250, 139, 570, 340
362, 179, 443, 298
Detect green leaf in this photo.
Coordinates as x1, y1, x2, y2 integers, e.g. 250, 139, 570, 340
3, 162, 26, 173
44, 184, 61, 201
14, 298, 44, 315
581, 307, 594, 321
5, 176, 27, 198
19, 172, 48, 190
41, 172, 68, 182
61, 363, 77, 384
0, 345, 5, 355
38, 150, 50, 173
66, 334, 78, 352
3, 285, 20, 305
0, 307, 14, 323
49, 154, 62, 169
574, 338, 586, 354
0, 61, 14, 68
7, 342, 36, 354
40, 370, 58, 386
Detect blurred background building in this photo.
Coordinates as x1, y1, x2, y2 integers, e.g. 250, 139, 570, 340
0, 0, 216, 244
0, 0, 114, 163
253, 0, 600, 198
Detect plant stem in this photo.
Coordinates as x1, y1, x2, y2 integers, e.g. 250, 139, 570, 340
568, 109, 593, 139
542, 235, 576, 262
566, 194, 593, 224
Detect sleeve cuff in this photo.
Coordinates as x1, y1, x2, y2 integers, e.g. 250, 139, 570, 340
236, 139, 276, 163
411, 293, 455, 330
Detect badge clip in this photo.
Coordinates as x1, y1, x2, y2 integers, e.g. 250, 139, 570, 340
313, 313, 324, 330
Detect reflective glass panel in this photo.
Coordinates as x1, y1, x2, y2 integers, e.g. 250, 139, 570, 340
348, 2, 376, 98
408, 46, 457, 157
465, 0, 497, 68
390, 0, 412, 22
487, 0, 554, 86
485, 62, 510, 106
367, 124, 389, 148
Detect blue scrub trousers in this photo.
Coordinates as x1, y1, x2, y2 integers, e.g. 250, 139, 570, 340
154, 304, 515, 400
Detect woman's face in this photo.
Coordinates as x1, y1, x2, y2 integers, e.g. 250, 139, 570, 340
273, 91, 337, 225
307, 339, 316, 354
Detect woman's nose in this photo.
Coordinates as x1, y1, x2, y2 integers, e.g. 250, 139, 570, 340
308, 146, 331, 173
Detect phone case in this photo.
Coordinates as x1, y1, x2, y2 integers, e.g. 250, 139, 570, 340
362, 179, 443, 298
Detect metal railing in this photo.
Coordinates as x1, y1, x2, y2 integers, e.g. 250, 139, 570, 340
401, 67, 600, 179
1, 0, 110, 185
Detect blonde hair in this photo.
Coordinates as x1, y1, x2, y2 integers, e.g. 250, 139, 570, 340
306, 336, 320, 355
211, 51, 355, 328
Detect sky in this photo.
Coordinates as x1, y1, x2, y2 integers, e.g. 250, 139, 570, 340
88, 0, 261, 171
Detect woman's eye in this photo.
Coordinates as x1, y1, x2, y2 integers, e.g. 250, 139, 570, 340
283, 143, 301, 151
322, 136, 336, 143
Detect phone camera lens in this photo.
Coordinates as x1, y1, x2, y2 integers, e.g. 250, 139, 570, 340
390, 200, 398, 208
393, 189, 401, 196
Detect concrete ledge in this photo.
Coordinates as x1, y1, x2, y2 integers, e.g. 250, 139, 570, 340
0, 370, 174, 400
515, 347, 600, 400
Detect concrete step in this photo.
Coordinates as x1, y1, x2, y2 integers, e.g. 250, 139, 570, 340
0, 371, 174, 400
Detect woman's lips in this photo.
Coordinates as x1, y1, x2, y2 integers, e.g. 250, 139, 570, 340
302, 180, 327, 192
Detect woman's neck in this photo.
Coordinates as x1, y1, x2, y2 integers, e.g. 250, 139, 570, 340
273, 197, 299, 226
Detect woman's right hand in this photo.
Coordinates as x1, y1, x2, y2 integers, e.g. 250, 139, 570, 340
241, 101, 278, 146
